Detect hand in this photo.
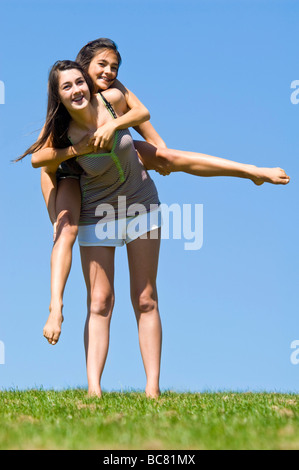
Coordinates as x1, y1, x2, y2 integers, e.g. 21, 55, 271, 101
73, 134, 95, 156
155, 167, 171, 176
153, 156, 172, 176
89, 122, 116, 152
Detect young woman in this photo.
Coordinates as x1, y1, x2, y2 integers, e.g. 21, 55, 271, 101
20, 60, 163, 398
28, 38, 290, 349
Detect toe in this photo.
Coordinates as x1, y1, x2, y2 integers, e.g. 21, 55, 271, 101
43, 330, 50, 341
52, 332, 60, 344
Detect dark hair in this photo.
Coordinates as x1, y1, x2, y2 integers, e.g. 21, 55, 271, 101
16, 60, 94, 161
76, 38, 122, 72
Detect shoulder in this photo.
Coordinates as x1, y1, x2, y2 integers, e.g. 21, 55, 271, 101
101, 88, 127, 114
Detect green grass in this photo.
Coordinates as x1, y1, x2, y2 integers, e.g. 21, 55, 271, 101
1, 389, 299, 449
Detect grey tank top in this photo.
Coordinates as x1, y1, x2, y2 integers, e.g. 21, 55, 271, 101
76, 93, 160, 225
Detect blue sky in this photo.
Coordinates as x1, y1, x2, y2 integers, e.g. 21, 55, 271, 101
0, 0, 298, 393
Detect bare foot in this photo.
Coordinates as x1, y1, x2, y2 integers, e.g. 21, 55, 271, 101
43, 306, 64, 345
250, 166, 290, 186
145, 387, 161, 399
87, 388, 102, 398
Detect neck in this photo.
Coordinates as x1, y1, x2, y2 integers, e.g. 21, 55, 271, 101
68, 99, 98, 131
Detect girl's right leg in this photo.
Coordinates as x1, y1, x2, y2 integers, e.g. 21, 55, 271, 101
134, 141, 290, 185
43, 178, 81, 345
80, 245, 116, 397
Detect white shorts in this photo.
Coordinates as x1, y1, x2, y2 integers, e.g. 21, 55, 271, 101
78, 207, 162, 247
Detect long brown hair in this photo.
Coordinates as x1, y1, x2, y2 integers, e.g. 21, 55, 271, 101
16, 60, 94, 162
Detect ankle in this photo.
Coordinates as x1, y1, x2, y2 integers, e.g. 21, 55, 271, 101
88, 386, 102, 398
244, 164, 259, 179
49, 301, 64, 315
145, 384, 161, 398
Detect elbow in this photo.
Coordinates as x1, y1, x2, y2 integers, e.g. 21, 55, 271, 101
143, 107, 151, 122
31, 154, 41, 169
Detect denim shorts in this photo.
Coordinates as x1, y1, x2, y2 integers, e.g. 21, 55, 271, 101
78, 207, 162, 247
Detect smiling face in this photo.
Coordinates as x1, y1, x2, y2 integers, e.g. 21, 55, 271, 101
58, 69, 91, 112
87, 49, 119, 91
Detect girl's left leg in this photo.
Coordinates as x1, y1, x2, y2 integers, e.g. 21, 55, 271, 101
134, 141, 290, 185
126, 229, 162, 398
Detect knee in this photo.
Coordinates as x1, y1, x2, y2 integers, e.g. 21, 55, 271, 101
131, 288, 158, 315
155, 148, 175, 174
156, 147, 174, 165
55, 210, 78, 242
89, 291, 115, 318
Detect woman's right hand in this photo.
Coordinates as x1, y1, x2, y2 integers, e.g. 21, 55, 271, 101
89, 122, 116, 152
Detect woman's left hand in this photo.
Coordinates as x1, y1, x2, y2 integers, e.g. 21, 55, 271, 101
89, 122, 116, 152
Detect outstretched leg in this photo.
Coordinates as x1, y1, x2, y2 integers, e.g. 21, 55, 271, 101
126, 229, 162, 398
43, 178, 81, 345
134, 141, 290, 185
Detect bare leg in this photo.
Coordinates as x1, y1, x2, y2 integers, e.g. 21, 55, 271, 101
43, 178, 81, 345
80, 245, 115, 397
126, 229, 162, 398
133, 141, 290, 185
